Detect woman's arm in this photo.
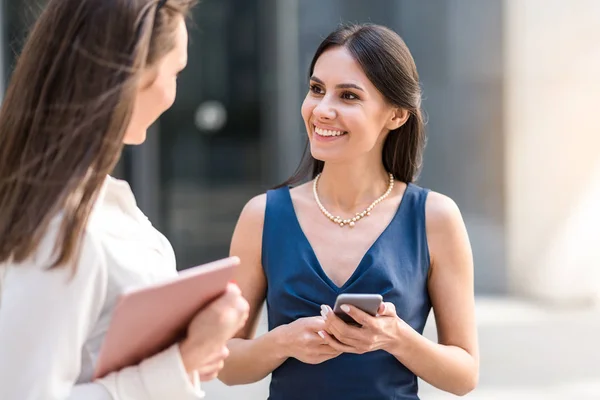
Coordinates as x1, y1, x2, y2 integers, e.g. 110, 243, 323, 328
0, 228, 203, 400
218, 195, 289, 385
390, 191, 479, 395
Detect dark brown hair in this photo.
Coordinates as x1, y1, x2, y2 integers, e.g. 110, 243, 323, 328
0, 0, 196, 268
281, 23, 426, 187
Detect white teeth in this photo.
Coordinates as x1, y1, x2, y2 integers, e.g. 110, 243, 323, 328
314, 126, 346, 137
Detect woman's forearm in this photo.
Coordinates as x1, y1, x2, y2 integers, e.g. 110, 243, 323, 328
388, 323, 478, 396
219, 326, 289, 386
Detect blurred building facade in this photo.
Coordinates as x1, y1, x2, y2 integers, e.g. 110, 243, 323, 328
1, 0, 598, 304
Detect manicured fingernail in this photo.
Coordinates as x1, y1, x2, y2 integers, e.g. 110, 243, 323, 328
341, 305, 350, 313
318, 331, 325, 339
320, 305, 329, 315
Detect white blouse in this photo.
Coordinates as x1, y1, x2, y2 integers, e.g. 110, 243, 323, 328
0, 176, 205, 400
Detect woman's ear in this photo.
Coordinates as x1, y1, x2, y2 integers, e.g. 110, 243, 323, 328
385, 108, 410, 131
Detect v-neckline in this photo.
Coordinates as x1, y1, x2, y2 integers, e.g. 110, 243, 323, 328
283, 183, 411, 292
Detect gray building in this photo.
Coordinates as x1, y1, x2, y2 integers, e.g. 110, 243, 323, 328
0, 0, 510, 295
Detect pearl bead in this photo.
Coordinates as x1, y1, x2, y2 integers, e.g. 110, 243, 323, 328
313, 172, 394, 228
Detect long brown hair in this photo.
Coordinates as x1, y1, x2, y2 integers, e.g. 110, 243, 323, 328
0, 0, 196, 268
280, 23, 426, 187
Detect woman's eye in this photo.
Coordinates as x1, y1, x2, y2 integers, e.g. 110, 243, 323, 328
342, 91, 359, 100
310, 84, 324, 94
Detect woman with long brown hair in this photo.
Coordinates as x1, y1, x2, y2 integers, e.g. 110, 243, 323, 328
0, 0, 249, 398
220, 24, 478, 399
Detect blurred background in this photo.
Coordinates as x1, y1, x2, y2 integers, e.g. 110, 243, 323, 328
2, 0, 599, 398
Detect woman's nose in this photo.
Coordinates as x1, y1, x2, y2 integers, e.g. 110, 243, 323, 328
313, 97, 336, 120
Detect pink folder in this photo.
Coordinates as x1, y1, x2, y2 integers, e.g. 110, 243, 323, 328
94, 256, 239, 379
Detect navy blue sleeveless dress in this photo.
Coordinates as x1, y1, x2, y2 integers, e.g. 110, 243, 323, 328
262, 183, 431, 400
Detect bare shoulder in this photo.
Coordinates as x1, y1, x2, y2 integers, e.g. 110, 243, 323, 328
231, 193, 267, 261
235, 193, 267, 231
425, 191, 464, 231
425, 190, 472, 270
288, 181, 313, 203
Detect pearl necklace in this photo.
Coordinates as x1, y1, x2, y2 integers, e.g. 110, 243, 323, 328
313, 173, 395, 228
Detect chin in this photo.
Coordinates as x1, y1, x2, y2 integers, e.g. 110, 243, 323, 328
309, 144, 344, 163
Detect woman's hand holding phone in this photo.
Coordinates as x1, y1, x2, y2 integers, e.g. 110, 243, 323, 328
319, 295, 409, 355
275, 317, 342, 364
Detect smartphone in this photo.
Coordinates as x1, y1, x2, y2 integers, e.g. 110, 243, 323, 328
332, 293, 383, 326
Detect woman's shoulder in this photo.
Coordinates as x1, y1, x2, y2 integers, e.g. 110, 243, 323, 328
288, 181, 313, 206
240, 192, 267, 219
424, 190, 466, 250
242, 182, 310, 214
232, 193, 267, 244
425, 190, 462, 223
236, 181, 314, 228
1, 211, 108, 300
33, 214, 107, 271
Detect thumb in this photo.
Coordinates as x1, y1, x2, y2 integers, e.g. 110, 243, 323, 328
225, 282, 242, 295
378, 302, 396, 316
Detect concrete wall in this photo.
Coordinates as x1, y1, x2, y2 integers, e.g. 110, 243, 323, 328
504, 0, 600, 304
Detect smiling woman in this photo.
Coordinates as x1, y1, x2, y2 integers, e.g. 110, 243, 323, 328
301, 45, 413, 172
220, 23, 479, 400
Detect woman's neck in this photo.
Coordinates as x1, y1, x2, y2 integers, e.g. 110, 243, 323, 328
316, 160, 391, 214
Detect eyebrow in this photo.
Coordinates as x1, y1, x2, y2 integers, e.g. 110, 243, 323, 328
310, 76, 365, 92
